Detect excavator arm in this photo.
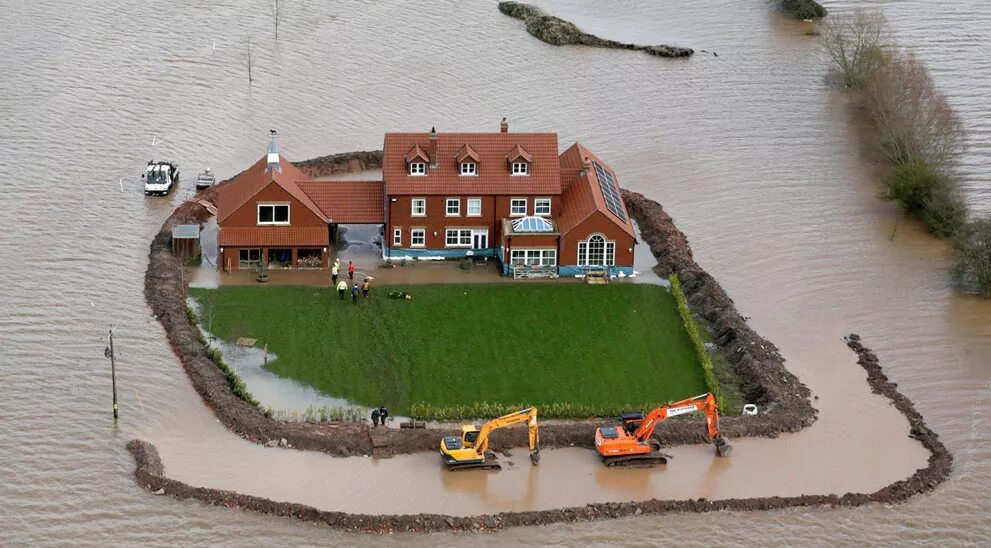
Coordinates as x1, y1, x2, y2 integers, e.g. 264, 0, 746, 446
476, 407, 540, 465
633, 393, 723, 442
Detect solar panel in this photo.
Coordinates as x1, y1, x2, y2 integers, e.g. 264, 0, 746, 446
593, 161, 627, 222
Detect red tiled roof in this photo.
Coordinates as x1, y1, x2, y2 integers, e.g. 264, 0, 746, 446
558, 143, 636, 239
383, 132, 560, 195
454, 144, 480, 164
507, 144, 532, 163
219, 226, 329, 247
296, 181, 385, 223
217, 155, 328, 223
405, 144, 430, 164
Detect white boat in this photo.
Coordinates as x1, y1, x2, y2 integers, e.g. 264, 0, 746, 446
143, 160, 179, 196
195, 168, 216, 190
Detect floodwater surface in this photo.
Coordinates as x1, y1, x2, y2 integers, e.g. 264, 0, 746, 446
1, 0, 989, 545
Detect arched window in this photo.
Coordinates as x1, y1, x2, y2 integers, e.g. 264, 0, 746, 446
578, 234, 615, 266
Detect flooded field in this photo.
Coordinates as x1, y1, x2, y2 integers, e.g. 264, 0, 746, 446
1, 0, 989, 544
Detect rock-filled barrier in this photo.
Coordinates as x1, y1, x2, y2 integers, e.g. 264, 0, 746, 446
498, 2, 693, 58
126, 334, 950, 532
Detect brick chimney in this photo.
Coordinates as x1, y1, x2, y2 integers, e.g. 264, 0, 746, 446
582, 156, 592, 174
428, 126, 438, 168
500, 117, 508, 133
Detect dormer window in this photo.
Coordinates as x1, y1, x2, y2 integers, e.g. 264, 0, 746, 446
507, 144, 532, 177
460, 162, 477, 176
405, 144, 430, 176
455, 144, 480, 177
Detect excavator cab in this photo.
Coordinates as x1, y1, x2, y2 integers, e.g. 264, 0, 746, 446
462, 426, 481, 447
620, 412, 645, 434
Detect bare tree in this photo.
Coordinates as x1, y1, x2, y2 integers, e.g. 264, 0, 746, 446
954, 218, 991, 298
819, 10, 888, 89
244, 38, 254, 83
863, 49, 964, 169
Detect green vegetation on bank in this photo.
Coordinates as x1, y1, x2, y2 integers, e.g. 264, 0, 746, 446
821, 10, 991, 297
782, 0, 826, 20
189, 284, 709, 418
187, 306, 261, 408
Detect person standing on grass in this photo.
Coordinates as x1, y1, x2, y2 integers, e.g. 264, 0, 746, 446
331, 260, 340, 285
351, 283, 360, 304
361, 278, 371, 298
348, 260, 355, 282
337, 279, 347, 300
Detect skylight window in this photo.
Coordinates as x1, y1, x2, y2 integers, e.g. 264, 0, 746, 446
511, 216, 554, 233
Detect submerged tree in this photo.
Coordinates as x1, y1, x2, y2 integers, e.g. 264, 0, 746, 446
819, 10, 887, 89
243, 38, 254, 83
954, 218, 991, 298
271, 0, 284, 40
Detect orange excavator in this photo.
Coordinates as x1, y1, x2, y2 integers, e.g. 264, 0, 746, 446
594, 392, 732, 467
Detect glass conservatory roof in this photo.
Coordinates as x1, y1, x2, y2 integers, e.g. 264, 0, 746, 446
511, 216, 554, 233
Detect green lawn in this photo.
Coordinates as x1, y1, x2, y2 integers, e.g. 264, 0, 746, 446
189, 283, 707, 415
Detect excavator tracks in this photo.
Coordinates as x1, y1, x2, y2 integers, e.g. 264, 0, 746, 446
602, 451, 672, 467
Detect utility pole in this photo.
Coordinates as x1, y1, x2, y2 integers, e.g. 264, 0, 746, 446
105, 325, 119, 420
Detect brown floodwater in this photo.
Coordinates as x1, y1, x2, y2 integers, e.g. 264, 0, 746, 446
2, 0, 989, 544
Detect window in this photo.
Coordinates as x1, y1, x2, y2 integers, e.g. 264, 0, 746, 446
512, 162, 529, 176
393, 227, 402, 246
534, 198, 551, 216
460, 162, 477, 176
445, 229, 472, 247
510, 198, 527, 216
446, 198, 460, 216
510, 249, 556, 266
257, 204, 289, 225
238, 248, 261, 269
578, 235, 615, 266
467, 198, 482, 216
411, 198, 426, 216
410, 229, 425, 247
409, 162, 425, 176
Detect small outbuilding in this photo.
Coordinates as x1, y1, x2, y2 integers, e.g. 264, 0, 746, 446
171, 224, 201, 262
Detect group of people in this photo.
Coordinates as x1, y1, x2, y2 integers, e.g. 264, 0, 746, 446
370, 405, 389, 427
331, 259, 371, 304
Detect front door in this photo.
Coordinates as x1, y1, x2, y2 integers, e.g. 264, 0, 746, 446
472, 230, 488, 250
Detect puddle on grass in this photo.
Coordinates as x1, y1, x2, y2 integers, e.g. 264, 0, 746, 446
185, 297, 366, 417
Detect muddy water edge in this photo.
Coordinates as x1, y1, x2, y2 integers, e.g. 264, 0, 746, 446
1, 0, 990, 545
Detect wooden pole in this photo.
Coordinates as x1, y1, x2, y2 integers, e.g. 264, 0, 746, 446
109, 327, 118, 420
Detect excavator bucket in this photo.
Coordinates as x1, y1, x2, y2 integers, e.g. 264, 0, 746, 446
714, 437, 733, 457
530, 449, 540, 466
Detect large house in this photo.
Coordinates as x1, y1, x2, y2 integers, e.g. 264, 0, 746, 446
217, 120, 636, 277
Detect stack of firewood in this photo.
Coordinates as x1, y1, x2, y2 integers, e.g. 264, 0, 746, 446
296, 255, 322, 268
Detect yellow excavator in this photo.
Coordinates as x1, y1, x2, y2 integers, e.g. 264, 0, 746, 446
439, 407, 540, 471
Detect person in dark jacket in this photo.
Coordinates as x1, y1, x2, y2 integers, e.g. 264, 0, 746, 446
370, 408, 380, 428
378, 405, 388, 426
351, 283, 360, 304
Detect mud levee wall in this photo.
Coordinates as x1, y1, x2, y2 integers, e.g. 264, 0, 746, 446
293, 150, 383, 179
622, 190, 818, 435
127, 336, 951, 533
498, 2, 693, 58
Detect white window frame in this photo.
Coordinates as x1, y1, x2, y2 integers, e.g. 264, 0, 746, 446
411, 198, 426, 217
410, 228, 425, 247
534, 198, 551, 216
445, 228, 473, 248
393, 227, 402, 246
512, 162, 529, 176
446, 198, 460, 217
510, 248, 556, 266
239, 248, 261, 269
577, 234, 615, 266
467, 198, 482, 217
460, 162, 477, 176
510, 198, 527, 217
409, 162, 426, 176
257, 203, 290, 226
